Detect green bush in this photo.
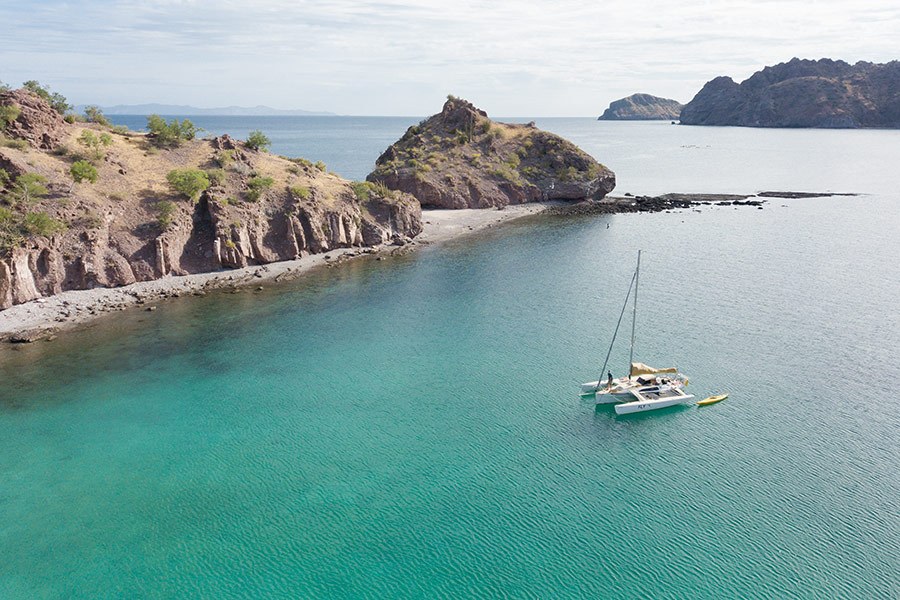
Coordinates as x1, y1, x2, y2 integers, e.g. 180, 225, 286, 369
0, 168, 9, 187
206, 168, 226, 186
0, 136, 28, 150
214, 149, 234, 168
371, 181, 394, 198
78, 130, 113, 160
0, 206, 23, 252
155, 200, 177, 229
289, 185, 311, 200
166, 169, 210, 202
11, 173, 49, 204
23, 212, 66, 237
350, 181, 373, 202
147, 115, 198, 148
245, 175, 274, 202
22, 80, 71, 114
0, 105, 20, 129
245, 130, 271, 152
314, 161, 326, 172
0, 81, 9, 93
83, 105, 111, 127
70, 160, 99, 184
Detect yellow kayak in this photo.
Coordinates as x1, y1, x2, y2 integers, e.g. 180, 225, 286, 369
697, 394, 728, 406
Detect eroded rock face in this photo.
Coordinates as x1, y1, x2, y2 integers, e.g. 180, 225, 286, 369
0, 89, 67, 149
368, 97, 615, 209
0, 101, 422, 310
680, 58, 900, 128
598, 94, 683, 120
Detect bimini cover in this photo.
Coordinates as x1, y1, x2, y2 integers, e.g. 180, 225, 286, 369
630, 362, 678, 376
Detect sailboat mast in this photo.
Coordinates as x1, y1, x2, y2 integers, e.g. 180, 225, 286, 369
628, 250, 641, 379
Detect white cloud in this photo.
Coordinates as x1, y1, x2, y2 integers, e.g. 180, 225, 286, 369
1, 0, 897, 115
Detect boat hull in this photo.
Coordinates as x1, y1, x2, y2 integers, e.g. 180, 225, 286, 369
615, 394, 694, 415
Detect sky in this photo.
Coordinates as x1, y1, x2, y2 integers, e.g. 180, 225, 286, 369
1, 0, 898, 116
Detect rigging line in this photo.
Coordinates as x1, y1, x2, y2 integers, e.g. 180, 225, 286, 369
628, 250, 641, 379
593, 267, 638, 392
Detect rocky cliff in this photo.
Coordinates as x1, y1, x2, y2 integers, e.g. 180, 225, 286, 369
368, 97, 615, 209
680, 58, 900, 128
598, 94, 683, 120
0, 89, 421, 309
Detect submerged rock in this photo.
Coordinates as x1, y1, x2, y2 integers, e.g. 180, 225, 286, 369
368, 96, 615, 209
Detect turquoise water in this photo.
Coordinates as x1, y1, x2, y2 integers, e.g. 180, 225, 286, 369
2, 123, 900, 598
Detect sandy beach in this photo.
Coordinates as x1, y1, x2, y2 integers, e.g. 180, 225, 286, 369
0, 204, 550, 342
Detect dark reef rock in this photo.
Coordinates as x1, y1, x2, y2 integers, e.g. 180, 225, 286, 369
680, 58, 900, 128
598, 94, 683, 121
368, 96, 615, 209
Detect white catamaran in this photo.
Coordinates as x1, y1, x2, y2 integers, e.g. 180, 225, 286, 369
580, 251, 694, 414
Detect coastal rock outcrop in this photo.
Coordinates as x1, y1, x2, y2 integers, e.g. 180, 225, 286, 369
680, 58, 900, 128
0, 89, 67, 149
598, 94, 683, 121
0, 90, 421, 309
368, 96, 615, 209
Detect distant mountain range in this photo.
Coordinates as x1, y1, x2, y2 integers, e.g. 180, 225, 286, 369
74, 103, 336, 116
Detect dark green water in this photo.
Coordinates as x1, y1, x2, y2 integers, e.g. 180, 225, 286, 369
2, 123, 899, 598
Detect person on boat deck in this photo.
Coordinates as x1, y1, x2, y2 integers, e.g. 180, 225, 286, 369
607, 372, 613, 388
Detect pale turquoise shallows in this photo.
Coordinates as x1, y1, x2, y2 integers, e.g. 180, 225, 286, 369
1, 121, 899, 598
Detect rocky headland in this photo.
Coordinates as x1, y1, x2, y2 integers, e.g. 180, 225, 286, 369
0, 88, 421, 310
598, 94, 683, 121
368, 96, 616, 208
680, 58, 900, 128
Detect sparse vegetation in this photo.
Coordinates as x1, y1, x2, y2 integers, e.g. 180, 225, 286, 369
22, 80, 71, 114
0, 81, 9, 93
245, 175, 274, 202
0, 137, 28, 150
214, 149, 235, 168
83, 105, 111, 127
245, 130, 271, 152
147, 114, 198, 148
0, 105, 20, 129
314, 161, 326, 172
9, 173, 49, 204
23, 212, 66, 237
155, 200, 177, 229
206, 168, 226, 186
289, 185, 311, 200
350, 181, 374, 202
70, 160, 99, 184
166, 169, 210, 202
78, 130, 113, 160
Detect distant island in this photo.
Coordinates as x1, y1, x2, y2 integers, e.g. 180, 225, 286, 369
680, 58, 900, 128
597, 94, 683, 121
74, 103, 335, 116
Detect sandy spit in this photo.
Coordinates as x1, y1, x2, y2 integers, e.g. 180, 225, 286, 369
0, 204, 550, 342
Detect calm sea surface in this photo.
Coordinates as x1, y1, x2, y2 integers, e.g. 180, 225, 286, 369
2, 119, 899, 598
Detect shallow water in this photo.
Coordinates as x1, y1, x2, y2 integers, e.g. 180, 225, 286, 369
2, 121, 899, 598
